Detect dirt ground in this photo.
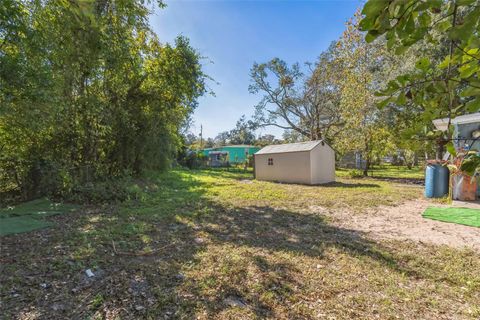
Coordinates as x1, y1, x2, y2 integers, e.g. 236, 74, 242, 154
3, 171, 480, 319
314, 199, 480, 251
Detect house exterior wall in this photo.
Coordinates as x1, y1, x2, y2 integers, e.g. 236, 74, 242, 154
454, 123, 480, 197
221, 146, 260, 163
455, 123, 480, 151
200, 146, 260, 163
254, 151, 312, 184
310, 143, 335, 184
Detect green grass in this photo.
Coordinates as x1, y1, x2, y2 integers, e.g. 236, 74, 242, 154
337, 164, 424, 180
423, 206, 480, 228
368, 164, 424, 179
121, 168, 420, 214
1, 168, 479, 319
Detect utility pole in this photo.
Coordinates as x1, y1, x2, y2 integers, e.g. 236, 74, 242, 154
200, 124, 203, 149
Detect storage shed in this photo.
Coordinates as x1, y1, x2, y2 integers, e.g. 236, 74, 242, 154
254, 140, 335, 185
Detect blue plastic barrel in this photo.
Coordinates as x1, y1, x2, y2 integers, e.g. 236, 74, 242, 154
436, 165, 450, 197
425, 164, 449, 198
425, 164, 436, 198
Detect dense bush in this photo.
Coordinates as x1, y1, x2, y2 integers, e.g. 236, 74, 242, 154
0, 1, 207, 203
178, 152, 207, 169
68, 180, 130, 204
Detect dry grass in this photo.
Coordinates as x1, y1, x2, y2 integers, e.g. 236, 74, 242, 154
1, 168, 479, 319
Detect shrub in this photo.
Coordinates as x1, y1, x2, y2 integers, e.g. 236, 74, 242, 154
68, 176, 133, 204
348, 169, 364, 178
178, 151, 207, 169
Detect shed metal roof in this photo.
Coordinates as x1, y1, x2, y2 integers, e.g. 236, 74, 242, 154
255, 140, 324, 155
433, 112, 480, 131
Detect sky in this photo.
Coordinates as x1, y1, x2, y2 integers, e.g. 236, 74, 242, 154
151, 0, 363, 139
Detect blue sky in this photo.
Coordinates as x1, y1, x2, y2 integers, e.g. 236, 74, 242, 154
151, 0, 362, 139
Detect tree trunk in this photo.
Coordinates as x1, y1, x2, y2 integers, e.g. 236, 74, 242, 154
436, 138, 446, 160
363, 157, 370, 176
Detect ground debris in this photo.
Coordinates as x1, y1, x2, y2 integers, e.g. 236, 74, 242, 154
224, 295, 247, 308
194, 237, 205, 244
51, 302, 65, 311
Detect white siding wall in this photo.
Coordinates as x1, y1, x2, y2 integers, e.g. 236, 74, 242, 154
255, 151, 311, 184
310, 143, 335, 184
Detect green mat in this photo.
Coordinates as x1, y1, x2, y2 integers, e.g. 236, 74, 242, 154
0, 216, 52, 236
0, 198, 78, 218
423, 206, 480, 228
0, 198, 78, 236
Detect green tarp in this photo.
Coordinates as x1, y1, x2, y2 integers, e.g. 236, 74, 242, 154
423, 206, 480, 228
0, 216, 52, 236
0, 199, 78, 236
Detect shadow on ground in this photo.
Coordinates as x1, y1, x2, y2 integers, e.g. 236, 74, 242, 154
321, 181, 381, 188
367, 176, 424, 185
0, 170, 440, 319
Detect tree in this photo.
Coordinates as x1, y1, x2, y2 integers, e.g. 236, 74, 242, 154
334, 15, 398, 175
0, 0, 207, 200
249, 44, 344, 143
228, 115, 257, 145
213, 131, 230, 147
256, 134, 281, 147
184, 133, 199, 146
204, 138, 215, 148
282, 130, 306, 143
360, 0, 480, 166
214, 115, 257, 146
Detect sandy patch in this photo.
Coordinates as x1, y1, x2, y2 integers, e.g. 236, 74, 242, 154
319, 200, 480, 251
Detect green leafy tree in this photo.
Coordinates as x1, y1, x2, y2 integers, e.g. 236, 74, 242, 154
282, 129, 306, 143
249, 44, 344, 143
334, 15, 397, 175
360, 0, 480, 165
0, 0, 207, 200
255, 134, 281, 147
214, 115, 257, 146
228, 115, 258, 145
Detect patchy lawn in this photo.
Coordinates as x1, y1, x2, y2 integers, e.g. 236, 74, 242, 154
1, 169, 479, 319
337, 164, 424, 184
367, 164, 424, 179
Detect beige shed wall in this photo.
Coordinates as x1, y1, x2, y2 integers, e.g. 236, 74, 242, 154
254, 151, 312, 184
310, 143, 335, 184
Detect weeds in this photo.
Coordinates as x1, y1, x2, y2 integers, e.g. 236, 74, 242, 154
1, 168, 478, 319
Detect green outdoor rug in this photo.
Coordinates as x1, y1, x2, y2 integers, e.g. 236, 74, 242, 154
0, 216, 52, 236
0, 198, 78, 236
423, 206, 480, 228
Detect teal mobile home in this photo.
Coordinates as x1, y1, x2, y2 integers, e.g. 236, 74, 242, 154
200, 145, 260, 164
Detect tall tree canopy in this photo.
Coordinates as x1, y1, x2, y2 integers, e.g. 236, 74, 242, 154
213, 115, 257, 146
249, 44, 344, 143
360, 0, 480, 156
0, 0, 207, 200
